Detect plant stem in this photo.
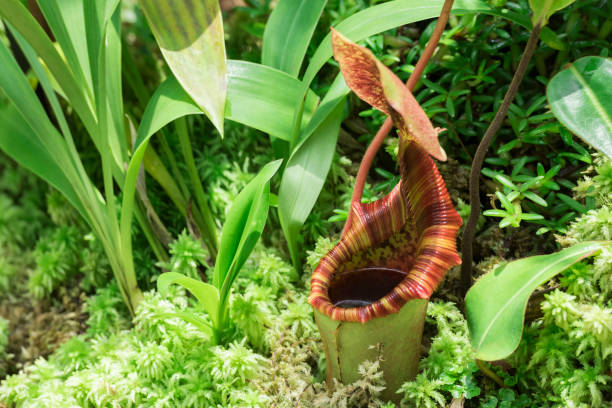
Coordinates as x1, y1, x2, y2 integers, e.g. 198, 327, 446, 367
176, 118, 219, 256
460, 24, 542, 294
476, 359, 507, 388
342, 0, 455, 235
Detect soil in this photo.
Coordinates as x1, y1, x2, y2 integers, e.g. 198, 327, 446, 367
0, 282, 88, 378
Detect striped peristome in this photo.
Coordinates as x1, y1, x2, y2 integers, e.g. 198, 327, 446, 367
308, 137, 462, 323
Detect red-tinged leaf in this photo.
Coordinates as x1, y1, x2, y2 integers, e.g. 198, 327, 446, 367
308, 138, 462, 323
330, 28, 446, 161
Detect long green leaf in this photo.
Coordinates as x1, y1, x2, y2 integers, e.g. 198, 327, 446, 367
547, 56, 612, 160
214, 159, 282, 292
138, 0, 227, 135
157, 272, 220, 328
262, 0, 327, 77
227, 60, 319, 139
0, 0, 96, 134
0, 104, 83, 216
465, 241, 608, 361
279, 75, 348, 269
0, 33, 79, 188
120, 76, 200, 263
36, 0, 94, 98
301, 0, 530, 88
120, 61, 318, 276
130, 62, 319, 144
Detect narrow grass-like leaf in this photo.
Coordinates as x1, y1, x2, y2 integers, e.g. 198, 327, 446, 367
547, 56, 612, 160
138, 0, 227, 135
465, 241, 608, 361
0, 104, 83, 215
262, 0, 327, 77
279, 75, 348, 269
0, 0, 96, 134
158, 272, 220, 327
36, 0, 94, 97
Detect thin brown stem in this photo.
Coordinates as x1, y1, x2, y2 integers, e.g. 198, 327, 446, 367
342, 0, 455, 235
460, 24, 543, 294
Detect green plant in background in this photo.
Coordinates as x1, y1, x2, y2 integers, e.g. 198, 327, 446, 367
0, 0, 230, 314
157, 160, 281, 344
0, 317, 8, 377
0, 0, 146, 314
459, 0, 612, 291
149, 0, 528, 272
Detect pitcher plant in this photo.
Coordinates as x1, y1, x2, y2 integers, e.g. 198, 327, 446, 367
308, 29, 462, 402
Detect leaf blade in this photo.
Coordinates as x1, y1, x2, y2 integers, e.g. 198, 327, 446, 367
138, 0, 227, 134
465, 241, 608, 361
547, 56, 612, 160
214, 159, 282, 291
157, 272, 220, 327
262, 0, 327, 77
279, 75, 348, 269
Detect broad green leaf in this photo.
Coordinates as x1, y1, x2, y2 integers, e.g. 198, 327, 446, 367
262, 0, 327, 77
131, 62, 319, 146
301, 0, 530, 88
226, 60, 319, 139
529, 0, 575, 26
279, 75, 348, 269
547, 56, 612, 161
138, 0, 227, 135
214, 159, 282, 295
466, 242, 608, 361
157, 272, 220, 327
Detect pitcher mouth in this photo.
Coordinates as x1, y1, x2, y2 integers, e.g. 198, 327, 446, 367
308, 142, 462, 323
328, 267, 408, 309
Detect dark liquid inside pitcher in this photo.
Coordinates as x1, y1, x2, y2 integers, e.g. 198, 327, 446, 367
328, 267, 407, 308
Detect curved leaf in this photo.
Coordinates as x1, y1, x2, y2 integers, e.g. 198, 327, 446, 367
214, 159, 282, 295
138, 0, 227, 135
529, 0, 575, 25
226, 60, 319, 139
0, 104, 83, 216
0, 0, 96, 134
157, 272, 220, 327
279, 74, 348, 269
547, 56, 612, 160
466, 241, 608, 361
262, 0, 327, 77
